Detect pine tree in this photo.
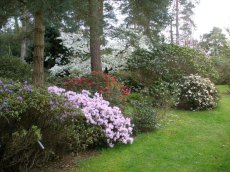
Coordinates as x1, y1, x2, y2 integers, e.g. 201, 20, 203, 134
170, 0, 198, 45
121, 0, 171, 45
89, 0, 103, 72
199, 27, 230, 56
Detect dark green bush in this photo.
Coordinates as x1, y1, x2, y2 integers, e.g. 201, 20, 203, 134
149, 81, 179, 108
128, 97, 157, 134
0, 80, 105, 171
115, 71, 144, 92
133, 102, 157, 134
73, 120, 106, 150
0, 56, 32, 82
126, 93, 143, 102
45, 70, 70, 87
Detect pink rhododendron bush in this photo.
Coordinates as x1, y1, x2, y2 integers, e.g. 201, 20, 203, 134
177, 74, 219, 111
48, 86, 134, 147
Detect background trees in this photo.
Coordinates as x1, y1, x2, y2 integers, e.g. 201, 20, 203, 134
199, 27, 230, 57
199, 27, 230, 84
0, 0, 229, 85
121, 0, 171, 46
169, 0, 198, 46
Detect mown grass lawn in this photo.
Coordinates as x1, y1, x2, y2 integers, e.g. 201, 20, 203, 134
76, 86, 230, 172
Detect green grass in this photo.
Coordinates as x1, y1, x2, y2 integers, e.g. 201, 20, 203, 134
217, 85, 230, 94
76, 86, 230, 172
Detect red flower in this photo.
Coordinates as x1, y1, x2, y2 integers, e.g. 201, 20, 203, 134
98, 90, 104, 93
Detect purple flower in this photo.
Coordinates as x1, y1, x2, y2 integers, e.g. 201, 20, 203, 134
2, 102, 7, 107
48, 86, 134, 147
49, 101, 56, 108
48, 86, 65, 95
23, 86, 33, 92
17, 96, 23, 101
6, 89, 13, 93
3, 84, 8, 88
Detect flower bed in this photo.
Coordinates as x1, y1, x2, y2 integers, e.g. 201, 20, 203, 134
48, 86, 134, 147
63, 72, 130, 106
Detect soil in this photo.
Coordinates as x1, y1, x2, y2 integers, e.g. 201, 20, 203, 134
31, 150, 99, 172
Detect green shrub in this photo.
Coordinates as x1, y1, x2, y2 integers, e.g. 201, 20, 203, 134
73, 120, 106, 150
133, 102, 157, 134
0, 80, 75, 170
128, 97, 157, 134
126, 93, 143, 102
115, 71, 144, 92
0, 56, 32, 82
127, 44, 218, 84
42, 115, 106, 154
212, 57, 230, 84
45, 71, 70, 87
177, 74, 219, 111
149, 81, 179, 108
0, 80, 105, 171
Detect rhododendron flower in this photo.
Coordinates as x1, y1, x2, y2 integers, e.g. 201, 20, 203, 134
48, 86, 134, 147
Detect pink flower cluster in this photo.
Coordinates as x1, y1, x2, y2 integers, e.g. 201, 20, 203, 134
48, 86, 134, 147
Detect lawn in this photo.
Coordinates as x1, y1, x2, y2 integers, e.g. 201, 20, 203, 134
76, 86, 230, 172
217, 85, 230, 95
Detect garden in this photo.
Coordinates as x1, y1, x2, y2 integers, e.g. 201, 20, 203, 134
0, 0, 230, 171
1, 46, 229, 171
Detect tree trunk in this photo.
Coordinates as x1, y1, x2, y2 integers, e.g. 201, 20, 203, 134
175, 0, 179, 44
32, 10, 45, 87
20, 38, 27, 62
14, 16, 20, 33
89, 0, 103, 72
20, 7, 29, 62
170, 17, 174, 44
